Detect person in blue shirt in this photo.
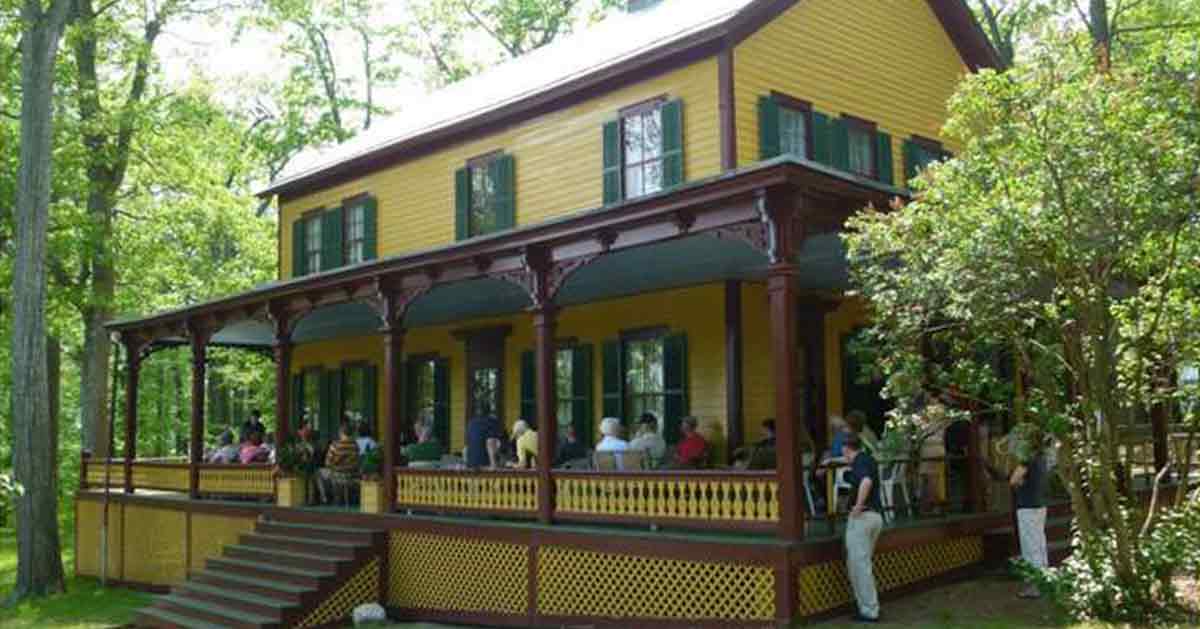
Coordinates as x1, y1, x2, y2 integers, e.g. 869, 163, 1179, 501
843, 434, 883, 623
466, 415, 504, 469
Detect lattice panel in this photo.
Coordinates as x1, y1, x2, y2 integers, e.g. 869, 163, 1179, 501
197, 466, 274, 497
555, 475, 779, 523
394, 470, 537, 513
537, 546, 775, 621
296, 558, 380, 628
796, 536, 984, 616
388, 531, 527, 614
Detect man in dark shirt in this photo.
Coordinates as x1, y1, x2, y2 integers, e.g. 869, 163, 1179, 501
1011, 450, 1048, 599
843, 434, 882, 622
466, 415, 504, 468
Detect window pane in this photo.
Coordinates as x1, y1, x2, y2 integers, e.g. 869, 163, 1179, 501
472, 367, 499, 417
780, 107, 807, 157
642, 160, 663, 195
625, 339, 664, 395
343, 367, 366, 424
623, 114, 643, 164
412, 360, 436, 426
642, 109, 662, 159
306, 218, 322, 271
625, 165, 643, 198
848, 127, 873, 176
302, 372, 321, 429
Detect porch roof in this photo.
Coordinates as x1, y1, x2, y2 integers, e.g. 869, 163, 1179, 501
108, 157, 905, 347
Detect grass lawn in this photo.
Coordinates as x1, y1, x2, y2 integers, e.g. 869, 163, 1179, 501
0, 526, 152, 629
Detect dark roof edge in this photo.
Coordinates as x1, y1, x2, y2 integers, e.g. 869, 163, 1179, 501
925, 0, 1005, 72
258, 0, 997, 201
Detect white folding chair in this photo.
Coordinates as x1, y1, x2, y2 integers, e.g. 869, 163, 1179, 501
879, 461, 910, 523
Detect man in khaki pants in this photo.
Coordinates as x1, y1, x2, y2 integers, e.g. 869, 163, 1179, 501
843, 434, 883, 622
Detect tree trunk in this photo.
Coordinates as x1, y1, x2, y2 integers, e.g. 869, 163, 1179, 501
9, 0, 72, 602
80, 311, 112, 457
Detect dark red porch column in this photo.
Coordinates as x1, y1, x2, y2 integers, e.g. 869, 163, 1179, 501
273, 331, 292, 445
533, 305, 558, 524
769, 262, 804, 541
122, 341, 142, 494
188, 324, 210, 499
382, 325, 405, 512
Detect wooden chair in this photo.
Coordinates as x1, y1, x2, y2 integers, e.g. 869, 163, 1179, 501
593, 450, 646, 471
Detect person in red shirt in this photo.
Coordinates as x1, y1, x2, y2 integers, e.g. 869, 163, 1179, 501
671, 416, 708, 468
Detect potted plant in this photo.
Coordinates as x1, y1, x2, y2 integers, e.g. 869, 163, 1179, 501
274, 438, 311, 508
358, 447, 385, 513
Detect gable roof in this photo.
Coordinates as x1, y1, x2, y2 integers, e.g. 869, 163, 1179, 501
260, 0, 999, 201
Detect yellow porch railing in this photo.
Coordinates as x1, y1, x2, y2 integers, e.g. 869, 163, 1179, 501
553, 471, 779, 527
394, 469, 538, 515
197, 465, 274, 498
81, 458, 273, 499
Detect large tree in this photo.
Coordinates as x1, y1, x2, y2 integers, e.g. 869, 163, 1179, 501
845, 30, 1200, 621
7, 0, 73, 602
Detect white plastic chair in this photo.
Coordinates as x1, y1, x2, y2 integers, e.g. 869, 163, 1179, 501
833, 466, 853, 513
880, 461, 910, 522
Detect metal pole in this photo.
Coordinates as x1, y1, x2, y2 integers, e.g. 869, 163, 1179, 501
101, 337, 120, 586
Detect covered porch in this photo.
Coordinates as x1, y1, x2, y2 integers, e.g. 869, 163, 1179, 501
82, 158, 1068, 627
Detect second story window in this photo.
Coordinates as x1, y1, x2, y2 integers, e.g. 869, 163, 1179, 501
844, 117, 877, 179
602, 98, 683, 205
758, 93, 812, 160
344, 204, 366, 265
304, 215, 322, 274
290, 195, 376, 278
455, 152, 515, 241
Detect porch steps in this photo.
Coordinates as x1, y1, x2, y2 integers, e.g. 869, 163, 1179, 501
134, 516, 384, 629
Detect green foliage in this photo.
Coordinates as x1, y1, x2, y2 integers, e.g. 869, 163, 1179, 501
845, 27, 1200, 621
274, 437, 313, 476
359, 446, 381, 477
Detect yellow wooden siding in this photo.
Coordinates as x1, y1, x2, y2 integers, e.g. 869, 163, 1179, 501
280, 59, 720, 279
75, 499, 122, 580
291, 284, 727, 453
123, 504, 188, 585
824, 297, 868, 421
734, 0, 967, 179
740, 281, 774, 444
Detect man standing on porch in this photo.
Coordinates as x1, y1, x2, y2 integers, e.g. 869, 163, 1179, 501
843, 434, 883, 623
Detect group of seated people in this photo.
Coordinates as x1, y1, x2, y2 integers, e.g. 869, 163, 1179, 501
446, 412, 717, 471
204, 410, 274, 464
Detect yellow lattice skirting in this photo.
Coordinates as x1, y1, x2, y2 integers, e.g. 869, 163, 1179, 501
387, 531, 527, 615
296, 558, 380, 628
537, 546, 775, 622
797, 536, 984, 616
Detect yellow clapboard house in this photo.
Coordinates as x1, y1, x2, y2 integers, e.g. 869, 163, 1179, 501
79, 2, 1026, 627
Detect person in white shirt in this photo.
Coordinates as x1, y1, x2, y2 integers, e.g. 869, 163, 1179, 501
355, 422, 378, 455
628, 412, 666, 467
595, 417, 630, 469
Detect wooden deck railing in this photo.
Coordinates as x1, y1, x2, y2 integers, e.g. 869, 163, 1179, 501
394, 468, 539, 516
553, 470, 779, 529
81, 458, 273, 499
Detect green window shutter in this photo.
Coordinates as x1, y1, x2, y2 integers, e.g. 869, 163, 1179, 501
662, 333, 689, 446
571, 344, 594, 449
661, 99, 684, 188
903, 139, 919, 184
876, 131, 893, 185
601, 339, 623, 422
811, 112, 832, 165
454, 167, 470, 241
319, 369, 334, 440
433, 358, 451, 447
362, 196, 378, 261
364, 364, 378, 433
321, 207, 344, 270
292, 218, 307, 277
831, 117, 850, 171
491, 154, 516, 231
758, 95, 781, 160
291, 373, 304, 429
520, 350, 536, 425
602, 120, 622, 205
